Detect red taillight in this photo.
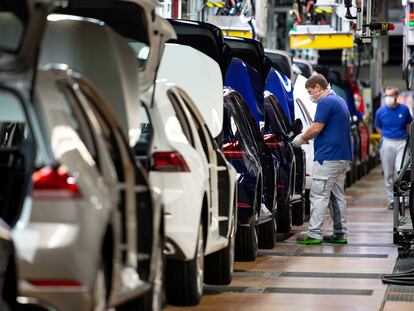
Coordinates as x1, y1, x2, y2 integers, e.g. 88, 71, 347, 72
277, 184, 285, 189
264, 134, 282, 149
152, 151, 190, 172
237, 202, 252, 208
27, 279, 82, 287
32, 166, 81, 200
223, 141, 245, 159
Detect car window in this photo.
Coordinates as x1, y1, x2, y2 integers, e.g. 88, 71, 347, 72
0, 90, 28, 148
133, 104, 153, 156
76, 79, 127, 181
128, 41, 151, 70
264, 97, 288, 141
226, 98, 258, 153
232, 95, 265, 148
268, 96, 289, 133
57, 82, 99, 169
179, 98, 211, 161
0, 6, 25, 52
168, 92, 194, 147
296, 98, 312, 125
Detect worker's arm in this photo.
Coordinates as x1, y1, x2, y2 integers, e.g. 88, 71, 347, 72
301, 122, 325, 142
376, 128, 382, 135
291, 122, 325, 147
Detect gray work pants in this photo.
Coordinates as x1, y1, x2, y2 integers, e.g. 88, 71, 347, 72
380, 138, 406, 204
307, 160, 350, 240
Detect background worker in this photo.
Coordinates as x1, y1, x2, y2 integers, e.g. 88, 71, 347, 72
292, 73, 352, 245
375, 86, 412, 209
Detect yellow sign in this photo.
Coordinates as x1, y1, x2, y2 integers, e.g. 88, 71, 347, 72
205, 2, 224, 8
222, 30, 253, 39
290, 33, 354, 50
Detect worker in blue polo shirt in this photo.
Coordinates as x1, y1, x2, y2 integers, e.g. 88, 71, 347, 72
375, 86, 412, 209
292, 73, 352, 244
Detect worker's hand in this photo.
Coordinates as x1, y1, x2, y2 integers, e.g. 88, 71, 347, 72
291, 134, 305, 147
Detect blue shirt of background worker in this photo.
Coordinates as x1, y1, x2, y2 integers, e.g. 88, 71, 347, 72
374, 104, 413, 139
313, 93, 353, 164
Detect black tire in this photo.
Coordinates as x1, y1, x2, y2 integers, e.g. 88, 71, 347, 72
276, 202, 291, 233
235, 222, 257, 262
351, 164, 357, 183
165, 224, 204, 306
292, 200, 305, 226
304, 190, 311, 220
346, 171, 352, 188
204, 222, 235, 285
257, 215, 276, 249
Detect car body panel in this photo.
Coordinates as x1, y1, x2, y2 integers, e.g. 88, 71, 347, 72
220, 88, 262, 225
55, 0, 177, 92
225, 58, 264, 126
157, 43, 224, 138
39, 16, 141, 146
293, 74, 315, 189
265, 49, 294, 82
140, 81, 209, 260
265, 68, 293, 123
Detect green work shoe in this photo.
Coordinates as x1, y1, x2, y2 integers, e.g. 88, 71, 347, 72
323, 235, 348, 244
296, 233, 322, 245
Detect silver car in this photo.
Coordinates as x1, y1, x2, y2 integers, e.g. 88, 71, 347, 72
1, 1, 163, 310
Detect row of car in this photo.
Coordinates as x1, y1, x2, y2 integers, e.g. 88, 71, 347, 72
0, 1, 379, 310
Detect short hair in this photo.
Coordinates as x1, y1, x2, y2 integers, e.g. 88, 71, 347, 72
305, 73, 329, 89
385, 86, 399, 96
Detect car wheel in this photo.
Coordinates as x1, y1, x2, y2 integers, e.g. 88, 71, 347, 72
204, 207, 236, 285
276, 202, 291, 233
304, 190, 311, 221
165, 223, 204, 306
291, 200, 305, 226
257, 214, 276, 249
92, 264, 107, 311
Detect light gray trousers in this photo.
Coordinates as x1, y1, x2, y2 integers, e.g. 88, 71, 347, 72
307, 160, 350, 240
380, 138, 406, 204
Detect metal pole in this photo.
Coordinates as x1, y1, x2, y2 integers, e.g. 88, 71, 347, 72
366, 0, 372, 37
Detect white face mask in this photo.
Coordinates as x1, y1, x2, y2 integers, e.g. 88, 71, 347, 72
309, 89, 326, 103
384, 96, 395, 107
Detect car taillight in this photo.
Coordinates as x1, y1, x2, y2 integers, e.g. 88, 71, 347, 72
32, 166, 81, 200
152, 151, 190, 172
264, 134, 282, 149
222, 141, 245, 159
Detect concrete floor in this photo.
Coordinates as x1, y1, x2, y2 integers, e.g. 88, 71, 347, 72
166, 165, 414, 311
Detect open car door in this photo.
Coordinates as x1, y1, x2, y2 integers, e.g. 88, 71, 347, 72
0, 0, 54, 226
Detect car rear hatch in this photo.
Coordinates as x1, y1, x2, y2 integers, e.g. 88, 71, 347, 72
0, 0, 53, 226
168, 19, 233, 77
157, 43, 224, 138
54, 0, 176, 93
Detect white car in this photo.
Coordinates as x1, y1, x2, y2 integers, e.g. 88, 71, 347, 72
5, 4, 163, 311
152, 43, 237, 305
293, 74, 317, 216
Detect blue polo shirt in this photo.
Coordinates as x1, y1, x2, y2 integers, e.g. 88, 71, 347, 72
374, 104, 412, 139
314, 93, 352, 163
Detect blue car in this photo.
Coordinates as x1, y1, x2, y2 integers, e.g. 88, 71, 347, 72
168, 19, 278, 259
225, 36, 306, 231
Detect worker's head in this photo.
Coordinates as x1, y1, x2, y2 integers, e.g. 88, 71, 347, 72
305, 73, 329, 102
384, 86, 399, 108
